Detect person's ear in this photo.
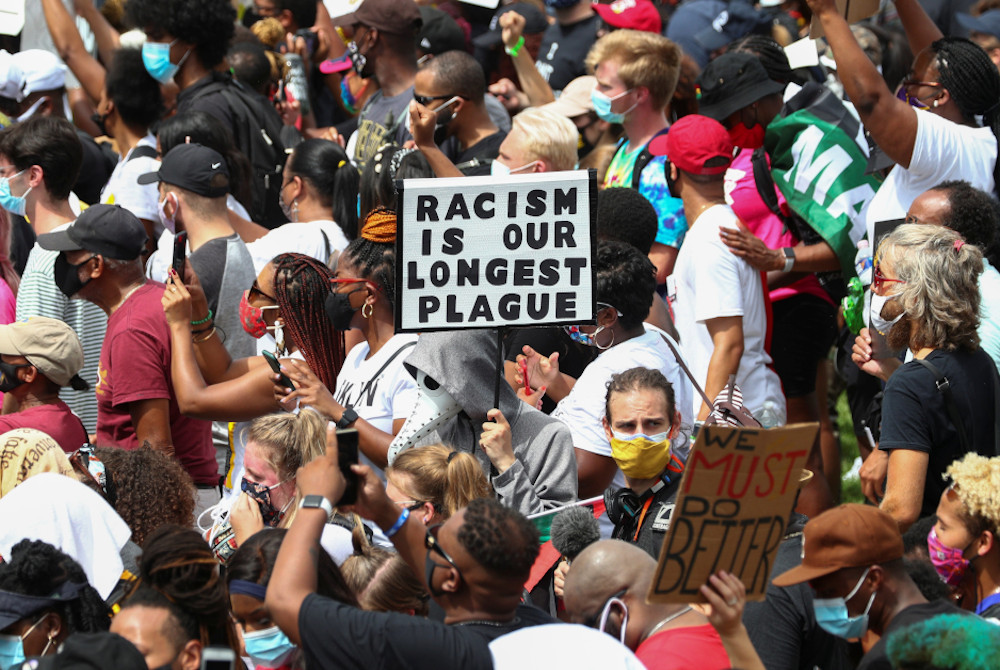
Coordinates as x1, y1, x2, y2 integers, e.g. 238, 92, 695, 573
441, 566, 462, 594
934, 88, 950, 109
20, 365, 38, 384
978, 529, 995, 557
88, 255, 106, 280
421, 502, 436, 525
669, 163, 678, 182
867, 564, 884, 591
41, 612, 61, 640
669, 410, 682, 439
597, 305, 618, 328
635, 86, 650, 106
179, 639, 202, 670
26, 164, 44, 189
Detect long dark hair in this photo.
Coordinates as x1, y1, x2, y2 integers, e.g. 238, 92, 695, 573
287, 139, 360, 239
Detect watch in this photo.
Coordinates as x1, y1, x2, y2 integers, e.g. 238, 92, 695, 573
299, 494, 334, 521
337, 406, 358, 429
782, 247, 796, 273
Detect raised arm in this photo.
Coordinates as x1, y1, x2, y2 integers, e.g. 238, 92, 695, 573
73, 0, 121, 66
895, 0, 944, 59
41, 0, 105, 103
806, 0, 920, 168
500, 11, 555, 106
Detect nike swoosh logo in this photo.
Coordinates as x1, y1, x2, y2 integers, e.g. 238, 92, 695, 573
211, 162, 221, 169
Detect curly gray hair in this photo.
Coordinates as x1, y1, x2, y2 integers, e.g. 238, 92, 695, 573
877, 223, 983, 352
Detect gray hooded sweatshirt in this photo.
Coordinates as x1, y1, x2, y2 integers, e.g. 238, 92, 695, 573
404, 329, 578, 516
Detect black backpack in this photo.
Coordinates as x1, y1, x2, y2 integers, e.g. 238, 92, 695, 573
188, 75, 288, 227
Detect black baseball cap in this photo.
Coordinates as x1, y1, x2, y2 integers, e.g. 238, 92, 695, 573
417, 7, 466, 55
473, 3, 548, 49
697, 51, 785, 121
137, 143, 230, 198
0, 581, 86, 631
33, 632, 148, 670
36, 204, 148, 260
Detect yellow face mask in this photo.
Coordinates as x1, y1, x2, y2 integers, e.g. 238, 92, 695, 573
610, 430, 672, 480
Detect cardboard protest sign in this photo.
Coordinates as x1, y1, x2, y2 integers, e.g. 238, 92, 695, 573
396, 170, 597, 332
647, 423, 818, 604
808, 0, 879, 39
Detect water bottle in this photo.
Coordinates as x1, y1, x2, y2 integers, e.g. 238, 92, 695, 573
842, 276, 865, 334
757, 401, 780, 429
854, 239, 873, 286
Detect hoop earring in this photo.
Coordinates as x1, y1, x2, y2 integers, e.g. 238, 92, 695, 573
362, 302, 373, 319
595, 329, 615, 351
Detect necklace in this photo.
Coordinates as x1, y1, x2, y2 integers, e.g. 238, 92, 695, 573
120, 281, 145, 306
647, 605, 693, 636
691, 202, 723, 222
453, 616, 519, 628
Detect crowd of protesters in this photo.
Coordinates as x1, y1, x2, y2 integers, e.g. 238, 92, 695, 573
0, 0, 999, 668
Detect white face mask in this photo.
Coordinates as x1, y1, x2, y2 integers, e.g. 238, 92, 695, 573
870, 293, 903, 335
15, 97, 48, 123
490, 159, 540, 177
157, 193, 177, 233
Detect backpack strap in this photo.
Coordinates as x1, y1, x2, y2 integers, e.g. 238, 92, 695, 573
656, 331, 715, 411
630, 128, 671, 190
126, 145, 159, 162
914, 357, 971, 454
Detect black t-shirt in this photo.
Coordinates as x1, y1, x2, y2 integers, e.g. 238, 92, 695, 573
610, 478, 679, 559
299, 594, 558, 670
177, 74, 236, 132
451, 130, 507, 176
743, 514, 853, 670
879, 348, 998, 517
535, 14, 602, 93
504, 327, 596, 414
856, 599, 967, 670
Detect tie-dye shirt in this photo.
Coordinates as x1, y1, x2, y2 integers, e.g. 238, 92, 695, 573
603, 138, 688, 249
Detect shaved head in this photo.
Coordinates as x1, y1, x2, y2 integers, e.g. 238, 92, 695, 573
563, 540, 655, 621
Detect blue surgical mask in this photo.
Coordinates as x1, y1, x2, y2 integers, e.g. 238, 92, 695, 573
0, 169, 30, 216
813, 568, 877, 639
0, 615, 48, 669
591, 88, 636, 124
243, 625, 297, 667
141, 39, 190, 84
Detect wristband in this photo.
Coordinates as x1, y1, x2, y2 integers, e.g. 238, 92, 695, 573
504, 35, 525, 57
191, 310, 213, 327
782, 247, 795, 273
337, 405, 358, 429
384, 508, 410, 538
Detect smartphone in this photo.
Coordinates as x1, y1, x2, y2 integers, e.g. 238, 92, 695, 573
200, 647, 236, 670
172, 231, 187, 279
295, 28, 318, 56
336, 427, 359, 505
262, 350, 295, 390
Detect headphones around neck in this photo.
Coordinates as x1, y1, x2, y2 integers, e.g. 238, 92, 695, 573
605, 473, 673, 526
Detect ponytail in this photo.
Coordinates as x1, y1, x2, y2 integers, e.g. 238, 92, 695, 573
388, 444, 493, 520
443, 451, 494, 518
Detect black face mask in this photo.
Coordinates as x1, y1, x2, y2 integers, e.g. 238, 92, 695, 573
91, 112, 108, 137
54, 254, 96, 299
324, 287, 367, 331
0, 360, 27, 392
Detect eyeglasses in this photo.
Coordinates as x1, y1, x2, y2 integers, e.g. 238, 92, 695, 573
425, 523, 461, 573
249, 281, 277, 302
895, 80, 943, 110
596, 302, 623, 317
413, 93, 467, 106
872, 264, 906, 294
395, 500, 427, 510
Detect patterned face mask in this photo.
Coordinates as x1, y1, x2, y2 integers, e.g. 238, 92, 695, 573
241, 477, 290, 526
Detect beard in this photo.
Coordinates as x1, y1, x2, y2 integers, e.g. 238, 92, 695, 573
887, 314, 912, 351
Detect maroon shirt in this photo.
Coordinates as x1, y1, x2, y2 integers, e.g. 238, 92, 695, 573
0, 400, 87, 452
94, 282, 216, 485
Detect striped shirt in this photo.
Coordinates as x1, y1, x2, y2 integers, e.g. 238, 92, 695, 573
16, 239, 107, 434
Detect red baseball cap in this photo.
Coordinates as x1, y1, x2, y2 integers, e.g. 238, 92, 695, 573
592, 0, 663, 33
649, 114, 733, 175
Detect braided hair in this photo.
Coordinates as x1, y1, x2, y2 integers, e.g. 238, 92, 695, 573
132, 525, 238, 653
0, 540, 110, 634
729, 34, 800, 85
272, 253, 345, 390
932, 37, 1000, 197
342, 208, 397, 310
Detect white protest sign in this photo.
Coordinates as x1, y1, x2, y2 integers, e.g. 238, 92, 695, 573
396, 170, 597, 333
0, 0, 24, 37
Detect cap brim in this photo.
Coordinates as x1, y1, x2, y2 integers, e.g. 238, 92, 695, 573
136, 170, 161, 185
36, 229, 84, 252
472, 30, 502, 49
0, 325, 19, 356
771, 561, 842, 587
698, 78, 785, 121
331, 9, 361, 27
694, 26, 730, 52
540, 98, 591, 118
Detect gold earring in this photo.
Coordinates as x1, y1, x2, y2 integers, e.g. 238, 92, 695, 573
362, 303, 373, 319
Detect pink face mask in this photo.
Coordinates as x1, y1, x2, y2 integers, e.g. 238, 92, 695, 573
927, 527, 972, 587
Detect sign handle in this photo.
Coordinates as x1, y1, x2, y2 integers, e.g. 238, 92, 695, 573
494, 327, 504, 414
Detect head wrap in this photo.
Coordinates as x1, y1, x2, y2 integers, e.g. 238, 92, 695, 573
0, 428, 75, 497
361, 207, 397, 244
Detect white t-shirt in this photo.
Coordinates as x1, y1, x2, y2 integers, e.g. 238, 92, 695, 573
100, 134, 160, 224
334, 334, 419, 478
671, 204, 785, 422
246, 219, 350, 274
865, 109, 997, 239
550, 326, 695, 490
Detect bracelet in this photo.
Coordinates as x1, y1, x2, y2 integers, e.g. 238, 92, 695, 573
191, 310, 213, 327
191, 322, 214, 335
504, 35, 525, 57
192, 327, 217, 343
384, 508, 409, 538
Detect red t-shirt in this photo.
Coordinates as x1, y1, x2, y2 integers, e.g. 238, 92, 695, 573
635, 624, 731, 670
0, 400, 87, 453
94, 282, 216, 485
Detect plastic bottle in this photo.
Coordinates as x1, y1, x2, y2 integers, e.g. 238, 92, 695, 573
854, 239, 873, 286
842, 276, 865, 334
757, 401, 780, 429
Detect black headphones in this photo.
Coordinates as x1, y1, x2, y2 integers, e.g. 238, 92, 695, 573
604, 472, 674, 526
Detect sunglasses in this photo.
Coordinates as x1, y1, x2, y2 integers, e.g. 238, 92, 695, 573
249, 281, 277, 302
872, 264, 906, 294
425, 524, 461, 572
894, 80, 943, 110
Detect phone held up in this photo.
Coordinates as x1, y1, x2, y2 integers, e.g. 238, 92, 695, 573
336, 427, 359, 505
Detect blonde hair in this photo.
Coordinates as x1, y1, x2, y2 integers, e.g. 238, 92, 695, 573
341, 526, 429, 615
387, 444, 493, 519
243, 409, 327, 481
877, 224, 983, 352
585, 30, 682, 111
945, 453, 1000, 535
512, 107, 578, 172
